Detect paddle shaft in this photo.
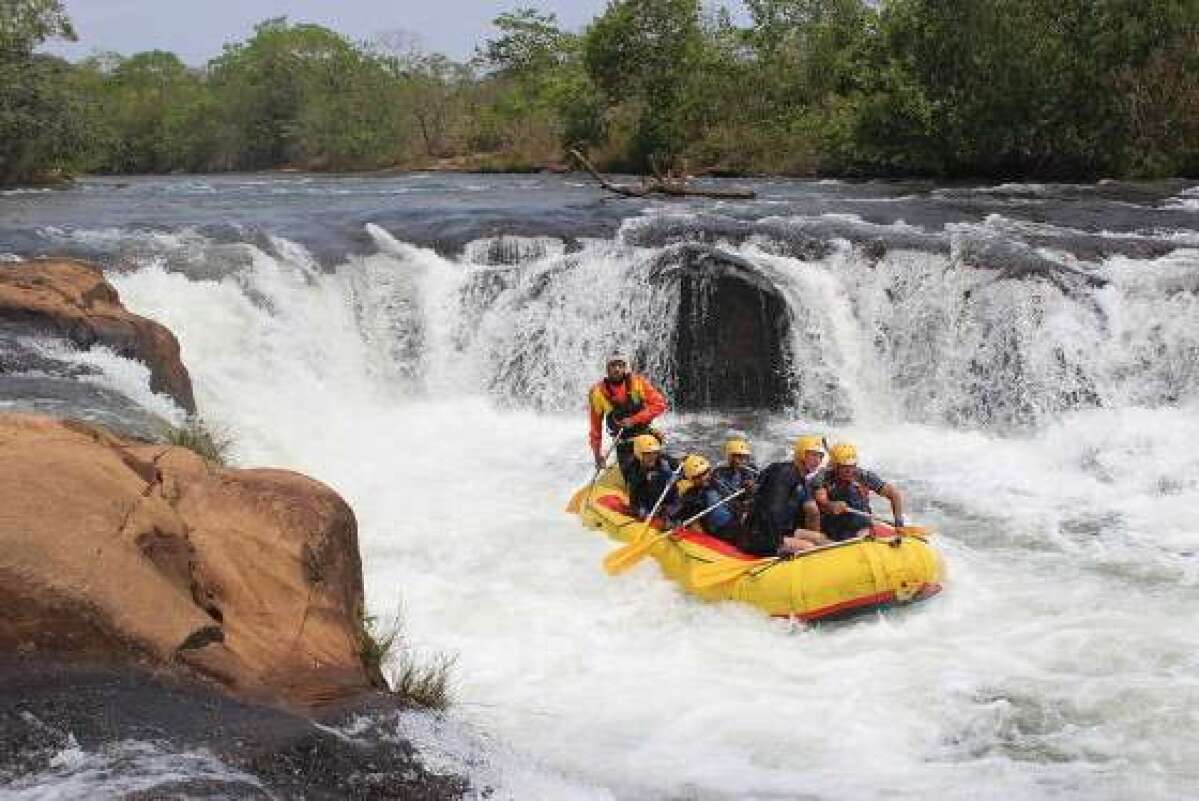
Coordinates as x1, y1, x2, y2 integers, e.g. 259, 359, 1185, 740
678, 487, 747, 530
597, 428, 626, 471
604, 486, 747, 576
652, 486, 749, 544
583, 428, 625, 501
843, 506, 894, 526
639, 462, 685, 530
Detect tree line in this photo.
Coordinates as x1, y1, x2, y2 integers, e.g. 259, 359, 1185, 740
2, 0, 1196, 188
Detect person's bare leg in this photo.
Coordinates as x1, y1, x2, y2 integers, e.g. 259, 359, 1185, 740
780, 529, 830, 553
779, 535, 815, 553
794, 527, 830, 546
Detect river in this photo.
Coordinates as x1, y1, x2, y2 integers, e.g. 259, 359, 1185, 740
2, 173, 1198, 800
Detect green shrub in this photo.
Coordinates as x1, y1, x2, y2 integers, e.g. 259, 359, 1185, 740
360, 607, 456, 710
162, 416, 232, 464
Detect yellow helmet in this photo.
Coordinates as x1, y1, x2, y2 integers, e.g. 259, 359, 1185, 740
681, 453, 711, 480
793, 435, 824, 458
632, 434, 662, 458
724, 438, 752, 457
830, 442, 858, 466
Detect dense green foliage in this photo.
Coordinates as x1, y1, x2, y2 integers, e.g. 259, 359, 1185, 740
2, 0, 1196, 186
0, 0, 86, 184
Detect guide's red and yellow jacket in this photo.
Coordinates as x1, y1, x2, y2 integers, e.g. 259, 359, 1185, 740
588, 373, 668, 458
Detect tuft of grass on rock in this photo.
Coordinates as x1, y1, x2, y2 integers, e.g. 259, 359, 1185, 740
390, 651, 457, 711
162, 417, 232, 465
360, 611, 401, 681
360, 607, 456, 711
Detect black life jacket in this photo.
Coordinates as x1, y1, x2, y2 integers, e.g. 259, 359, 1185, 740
744, 461, 809, 556
628, 454, 679, 517
821, 470, 875, 540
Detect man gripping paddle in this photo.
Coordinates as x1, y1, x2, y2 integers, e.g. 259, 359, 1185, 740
587, 353, 668, 478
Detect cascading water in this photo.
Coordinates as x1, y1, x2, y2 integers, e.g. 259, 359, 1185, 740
3, 173, 1198, 800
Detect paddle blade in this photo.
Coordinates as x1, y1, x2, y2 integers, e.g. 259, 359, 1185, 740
691, 557, 774, 589
602, 522, 661, 576
896, 525, 932, 537
603, 532, 662, 576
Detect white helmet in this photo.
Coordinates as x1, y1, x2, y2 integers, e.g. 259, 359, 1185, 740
604, 352, 631, 370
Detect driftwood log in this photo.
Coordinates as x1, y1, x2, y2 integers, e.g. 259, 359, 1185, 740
568, 148, 756, 200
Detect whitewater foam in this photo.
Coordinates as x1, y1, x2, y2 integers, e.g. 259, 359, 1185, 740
94, 223, 1199, 800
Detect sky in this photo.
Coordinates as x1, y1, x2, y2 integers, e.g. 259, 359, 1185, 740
43, 0, 614, 65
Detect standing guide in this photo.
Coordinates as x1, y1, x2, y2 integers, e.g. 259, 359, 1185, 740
588, 353, 668, 477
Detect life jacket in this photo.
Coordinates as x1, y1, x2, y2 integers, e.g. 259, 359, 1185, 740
711, 463, 758, 493
682, 483, 737, 533
821, 469, 874, 541
590, 375, 650, 437
824, 470, 873, 514
710, 463, 757, 520
629, 454, 679, 517
743, 461, 810, 556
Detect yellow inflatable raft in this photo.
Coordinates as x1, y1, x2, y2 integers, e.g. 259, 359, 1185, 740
569, 471, 944, 622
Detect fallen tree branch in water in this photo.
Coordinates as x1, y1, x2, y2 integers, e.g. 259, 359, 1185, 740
568, 148, 756, 200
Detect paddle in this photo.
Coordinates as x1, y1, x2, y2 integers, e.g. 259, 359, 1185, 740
692, 515, 931, 590
842, 507, 932, 538
603, 487, 748, 576
691, 534, 869, 589
566, 428, 626, 514
600, 462, 685, 575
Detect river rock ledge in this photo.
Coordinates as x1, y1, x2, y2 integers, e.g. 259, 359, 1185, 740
0, 258, 196, 412
0, 412, 382, 708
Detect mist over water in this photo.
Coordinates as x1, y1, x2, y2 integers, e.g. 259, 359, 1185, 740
3, 174, 1198, 799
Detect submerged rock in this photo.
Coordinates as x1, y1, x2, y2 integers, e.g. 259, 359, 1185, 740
0, 258, 195, 412
960, 238, 1109, 291
0, 413, 379, 709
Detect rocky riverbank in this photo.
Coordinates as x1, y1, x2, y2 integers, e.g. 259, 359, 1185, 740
0, 258, 470, 798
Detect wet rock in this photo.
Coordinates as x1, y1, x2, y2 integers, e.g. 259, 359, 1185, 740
1022, 232, 1179, 263
0, 373, 174, 441
0, 413, 379, 709
0, 661, 468, 800
0, 258, 196, 412
960, 238, 1109, 291
622, 214, 833, 261
0, 322, 174, 440
650, 244, 793, 409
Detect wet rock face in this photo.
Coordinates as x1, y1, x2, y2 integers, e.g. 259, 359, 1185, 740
0, 259, 196, 413
0, 662, 468, 800
652, 245, 792, 409
0, 413, 377, 709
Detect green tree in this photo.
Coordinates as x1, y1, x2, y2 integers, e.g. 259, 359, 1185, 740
842, 0, 1199, 178
0, 0, 72, 55
478, 8, 571, 79
88, 51, 218, 173
583, 0, 705, 168
0, 0, 88, 185
208, 18, 405, 170
477, 7, 604, 158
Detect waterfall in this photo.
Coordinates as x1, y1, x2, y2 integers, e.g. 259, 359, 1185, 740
8, 174, 1198, 801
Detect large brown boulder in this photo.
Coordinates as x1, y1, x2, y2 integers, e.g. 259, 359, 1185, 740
0, 413, 380, 709
0, 258, 196, 413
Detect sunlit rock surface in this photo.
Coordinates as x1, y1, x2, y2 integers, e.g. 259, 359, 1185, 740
0, 413, 379, 709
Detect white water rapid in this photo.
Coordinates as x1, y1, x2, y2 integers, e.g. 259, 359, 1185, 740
40, 205, 1199, 800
